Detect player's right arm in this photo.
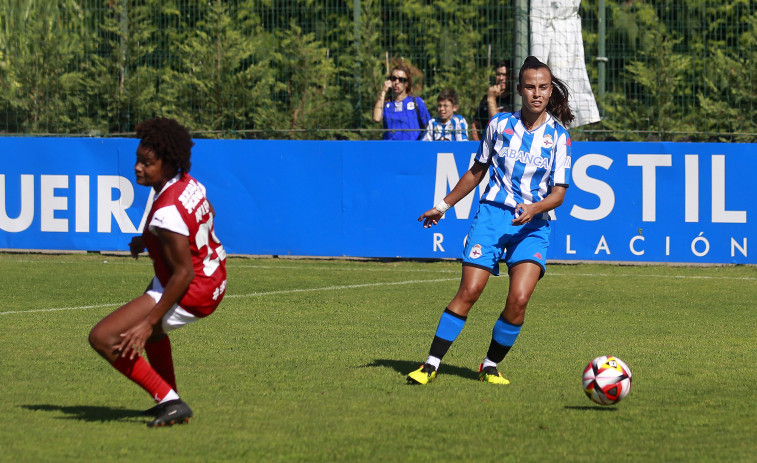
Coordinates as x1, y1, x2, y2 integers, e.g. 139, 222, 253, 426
119, 228, 194, 359
418, 161, 488, 228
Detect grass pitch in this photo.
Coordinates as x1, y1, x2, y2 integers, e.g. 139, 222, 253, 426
0, 253, 755, 462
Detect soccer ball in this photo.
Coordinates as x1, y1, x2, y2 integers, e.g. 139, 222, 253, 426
582, 355, 632, 405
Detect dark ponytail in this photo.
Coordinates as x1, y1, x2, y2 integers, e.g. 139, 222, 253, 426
518, 56, 574, 127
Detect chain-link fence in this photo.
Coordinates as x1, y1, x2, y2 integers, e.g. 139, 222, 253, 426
0, 0, 755, 141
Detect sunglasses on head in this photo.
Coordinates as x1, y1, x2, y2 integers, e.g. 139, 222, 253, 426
389, 76, 408, 83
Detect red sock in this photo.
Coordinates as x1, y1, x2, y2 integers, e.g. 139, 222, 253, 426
112, 355, 173, 402
145, 335, 177, 391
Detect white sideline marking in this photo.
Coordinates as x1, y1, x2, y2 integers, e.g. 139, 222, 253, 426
2, 270, 754, 316
0, 303, 121, 316
0, 278, 459, 316
223, 277, 460, 299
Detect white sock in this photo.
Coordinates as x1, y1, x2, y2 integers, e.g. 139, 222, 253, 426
159, 389, 180, 404
482, 357, 497, 370
425, 356, 441, 370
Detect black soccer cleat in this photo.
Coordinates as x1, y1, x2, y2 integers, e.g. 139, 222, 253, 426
146, 399, 193, 427
140, 403, 163, 417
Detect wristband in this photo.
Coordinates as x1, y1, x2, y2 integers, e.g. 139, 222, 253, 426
434, 200, 451, 214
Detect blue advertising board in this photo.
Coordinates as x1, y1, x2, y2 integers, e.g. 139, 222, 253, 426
0, 138, 753, 264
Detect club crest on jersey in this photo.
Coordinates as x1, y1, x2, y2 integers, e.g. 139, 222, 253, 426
469, 244, 483, 259
542, 134, 553, 148
407, 101, 416, 110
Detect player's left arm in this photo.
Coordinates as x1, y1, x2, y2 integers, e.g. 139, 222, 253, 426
513, 131, 571, 224
118, 228, 195, 359
512, 186, 566, 225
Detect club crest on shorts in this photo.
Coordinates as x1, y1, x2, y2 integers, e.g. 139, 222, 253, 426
469, 244, 483, 259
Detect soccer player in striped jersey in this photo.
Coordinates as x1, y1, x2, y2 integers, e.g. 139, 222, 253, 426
422, 89, 469, 141
408, 56, 574, 385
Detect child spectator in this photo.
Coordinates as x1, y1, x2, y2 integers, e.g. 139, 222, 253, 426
422, 89, 469, 141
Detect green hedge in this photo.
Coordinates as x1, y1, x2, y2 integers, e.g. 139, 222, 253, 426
0, 0, 755, 141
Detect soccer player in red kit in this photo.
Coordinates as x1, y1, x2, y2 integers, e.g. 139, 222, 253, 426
89, 117, 227, 427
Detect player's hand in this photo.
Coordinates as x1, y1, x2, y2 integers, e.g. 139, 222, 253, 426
129, 236, 145, 259
117, 319, 154, 360
512, 203, 536, 225
382, 79, 392, 92
418, 209, 444, 228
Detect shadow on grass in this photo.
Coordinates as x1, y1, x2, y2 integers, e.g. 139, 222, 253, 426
20, 404, 145, 423
361, 358, 480, 381
564, 405, 618, 412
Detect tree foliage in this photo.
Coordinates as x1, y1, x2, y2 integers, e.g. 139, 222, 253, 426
0, 0, 755, 141
581, 0, 757, 141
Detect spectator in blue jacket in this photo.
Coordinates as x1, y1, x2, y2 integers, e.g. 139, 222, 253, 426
372, 64, 431, 140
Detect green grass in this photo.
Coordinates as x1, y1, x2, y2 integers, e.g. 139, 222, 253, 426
0, 253, 755, 462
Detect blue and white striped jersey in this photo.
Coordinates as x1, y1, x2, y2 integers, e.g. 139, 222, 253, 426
475, 111, 571, 220
421, 115, 469, 141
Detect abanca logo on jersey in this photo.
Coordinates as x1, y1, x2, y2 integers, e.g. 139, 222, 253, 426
498, 148, 550, 168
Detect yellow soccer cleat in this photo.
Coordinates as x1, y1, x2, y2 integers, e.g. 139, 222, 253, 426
406, 363, 437, 385
478, 364, 510, 385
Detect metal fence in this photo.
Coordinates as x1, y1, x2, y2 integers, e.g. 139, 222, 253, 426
0, 0, 755, 141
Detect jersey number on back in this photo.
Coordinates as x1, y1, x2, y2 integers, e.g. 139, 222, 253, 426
195, 214, 226, 276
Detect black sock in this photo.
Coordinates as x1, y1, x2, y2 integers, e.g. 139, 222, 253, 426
429, 336, 454, 360
486, 338, 512, 364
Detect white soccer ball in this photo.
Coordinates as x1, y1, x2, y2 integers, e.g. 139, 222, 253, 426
582, 355, 632, 405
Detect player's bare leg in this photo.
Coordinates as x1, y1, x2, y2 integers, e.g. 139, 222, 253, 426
89, 294, 191, 427
89, 294, 160, 362
408, 266, 492, 384
447, 265, 492, 317
502, 262, 541, 325
480, 262, 542, 384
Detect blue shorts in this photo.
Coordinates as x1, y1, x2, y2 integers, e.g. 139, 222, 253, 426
462, 202, 551, 277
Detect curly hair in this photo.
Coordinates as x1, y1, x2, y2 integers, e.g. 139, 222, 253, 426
518, 56, 575, 127
135, 118, 193, 175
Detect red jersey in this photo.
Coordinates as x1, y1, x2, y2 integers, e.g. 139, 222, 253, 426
142, 173, 227, 317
